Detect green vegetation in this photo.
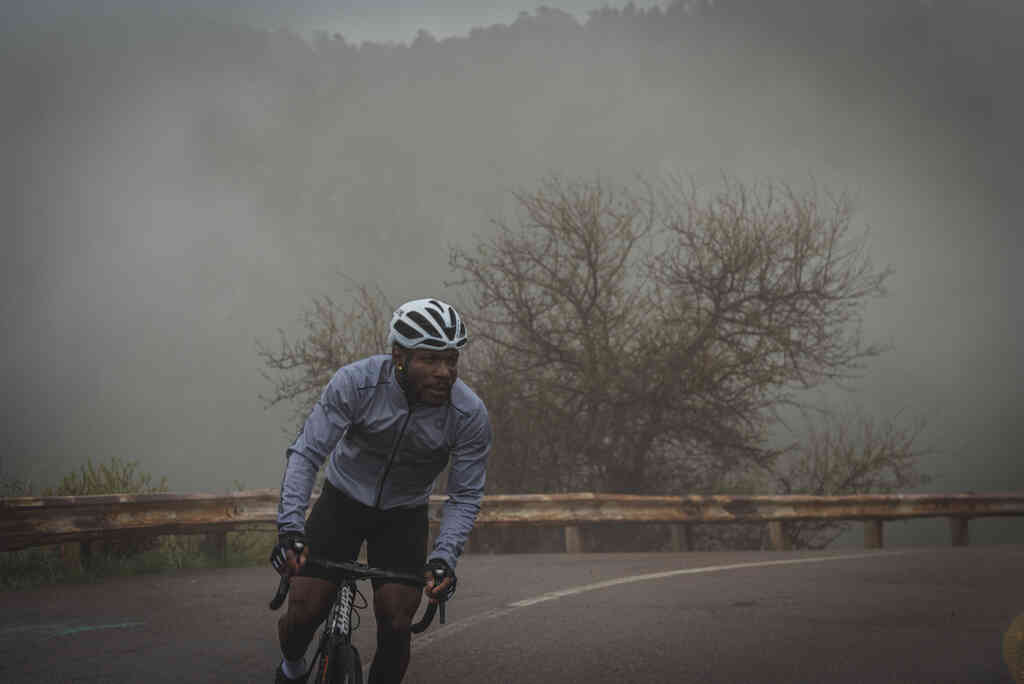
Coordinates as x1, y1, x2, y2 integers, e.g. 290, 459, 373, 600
1, 461, 276, 591
42, 456, 169, 496
0, 530, 277, 591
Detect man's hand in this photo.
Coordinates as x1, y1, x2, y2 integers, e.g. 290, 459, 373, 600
423, 558, 457, 603
270, 533, 308, 577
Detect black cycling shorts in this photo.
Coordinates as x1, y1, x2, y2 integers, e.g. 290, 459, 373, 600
299, 479, 428, 588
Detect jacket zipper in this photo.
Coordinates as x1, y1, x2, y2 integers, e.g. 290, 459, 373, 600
374, 405, 415, 509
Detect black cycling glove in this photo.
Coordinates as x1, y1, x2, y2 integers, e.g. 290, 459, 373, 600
425, 558, 457, 601
270, 532, 306, 575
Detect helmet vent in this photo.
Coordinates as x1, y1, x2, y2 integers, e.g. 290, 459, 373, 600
419, 338, 447, 348
425, 307, 455, 338
407, 311, 441, 338
393, 320, 422, 340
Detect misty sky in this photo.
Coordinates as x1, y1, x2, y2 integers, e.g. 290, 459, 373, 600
5, 0, 667, 43
2, 1, 1021, 544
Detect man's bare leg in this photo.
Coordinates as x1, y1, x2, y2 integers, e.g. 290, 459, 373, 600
278, 576, 337, 662
368, 582, 423, 684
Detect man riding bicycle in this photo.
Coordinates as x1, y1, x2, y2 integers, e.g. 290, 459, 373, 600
270, 298, 492, 683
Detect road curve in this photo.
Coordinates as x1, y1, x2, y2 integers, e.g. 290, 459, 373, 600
2, 546, 1022, 683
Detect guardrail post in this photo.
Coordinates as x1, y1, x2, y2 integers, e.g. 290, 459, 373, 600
949, 517, 970, 546
768, 521, 789, 550
60, 542, 82, 570
564, 525, 583, 553
197, 532, 227, 562
210, 531, 227, 562
668, 523, 693, 552
864, 520, 884, 548
80, 539, 96, 567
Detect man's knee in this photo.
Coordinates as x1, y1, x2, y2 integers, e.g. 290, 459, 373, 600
279, 601, 321, 638
279, 578, 335, 641
373, 584, 420, 638
377, 611, 413, 637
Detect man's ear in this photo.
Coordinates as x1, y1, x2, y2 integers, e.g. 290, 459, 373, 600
392, 344, 412, 371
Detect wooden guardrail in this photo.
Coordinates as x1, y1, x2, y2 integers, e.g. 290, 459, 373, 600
2, 491, 1023, 556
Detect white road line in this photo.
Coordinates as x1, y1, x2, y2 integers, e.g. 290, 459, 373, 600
0, 621, 145, 639
411, 606, 520, 652
509, 551, 909, 608
409, 550, 911, 653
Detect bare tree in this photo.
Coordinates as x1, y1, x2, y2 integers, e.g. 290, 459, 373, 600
773, 406, 934, 549
652, 177, 891, 389
450, 174, 893, 496
256, 279, 392, 428
450, 175, 660, 492
256, 174, 926, 554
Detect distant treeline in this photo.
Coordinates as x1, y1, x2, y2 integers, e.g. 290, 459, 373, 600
7, 1, 1020, 193
6, 1, 1019, 259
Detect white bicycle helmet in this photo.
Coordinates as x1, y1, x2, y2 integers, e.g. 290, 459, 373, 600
387, 298, 468, 350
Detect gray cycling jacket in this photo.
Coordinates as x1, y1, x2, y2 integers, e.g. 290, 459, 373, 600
277, 354, 491, 570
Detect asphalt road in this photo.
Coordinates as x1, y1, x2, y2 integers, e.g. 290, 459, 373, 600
2, 546, 1023, 683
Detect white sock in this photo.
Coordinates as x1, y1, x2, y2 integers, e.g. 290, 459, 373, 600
281, 655, 307, 679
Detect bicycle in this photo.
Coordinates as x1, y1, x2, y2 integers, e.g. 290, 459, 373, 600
269, 557, 448, 684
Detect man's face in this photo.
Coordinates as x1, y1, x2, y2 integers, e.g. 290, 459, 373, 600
396, 347, 459, 405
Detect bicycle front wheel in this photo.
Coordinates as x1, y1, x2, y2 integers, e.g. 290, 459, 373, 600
314, 637, 362, 684
345, 646, 363, 684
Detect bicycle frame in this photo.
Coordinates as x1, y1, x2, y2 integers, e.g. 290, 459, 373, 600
320, 580, 357, 648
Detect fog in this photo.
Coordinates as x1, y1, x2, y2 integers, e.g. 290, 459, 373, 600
2, 2, 1021, 544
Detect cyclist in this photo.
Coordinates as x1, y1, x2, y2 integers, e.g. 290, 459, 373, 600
270, 298, 492, 684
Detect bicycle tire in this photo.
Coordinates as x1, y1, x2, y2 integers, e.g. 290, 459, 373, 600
311, 639, 331, 684
314, 636, 362, 684
346, 646, 363, 684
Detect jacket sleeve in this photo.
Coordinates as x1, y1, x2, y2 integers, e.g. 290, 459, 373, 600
429, 404, 492, 570
276, 368, 357, 535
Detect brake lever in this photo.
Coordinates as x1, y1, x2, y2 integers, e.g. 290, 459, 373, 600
433, 567, 448, 624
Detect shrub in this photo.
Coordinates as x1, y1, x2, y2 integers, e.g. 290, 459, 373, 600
42, 456, 169, 496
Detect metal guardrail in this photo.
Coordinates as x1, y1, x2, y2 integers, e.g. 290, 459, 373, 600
2, 491, 1023, 554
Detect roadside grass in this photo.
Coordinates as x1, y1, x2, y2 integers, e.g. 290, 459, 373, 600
0, 529, 277, 591
2, 459, 279, 591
